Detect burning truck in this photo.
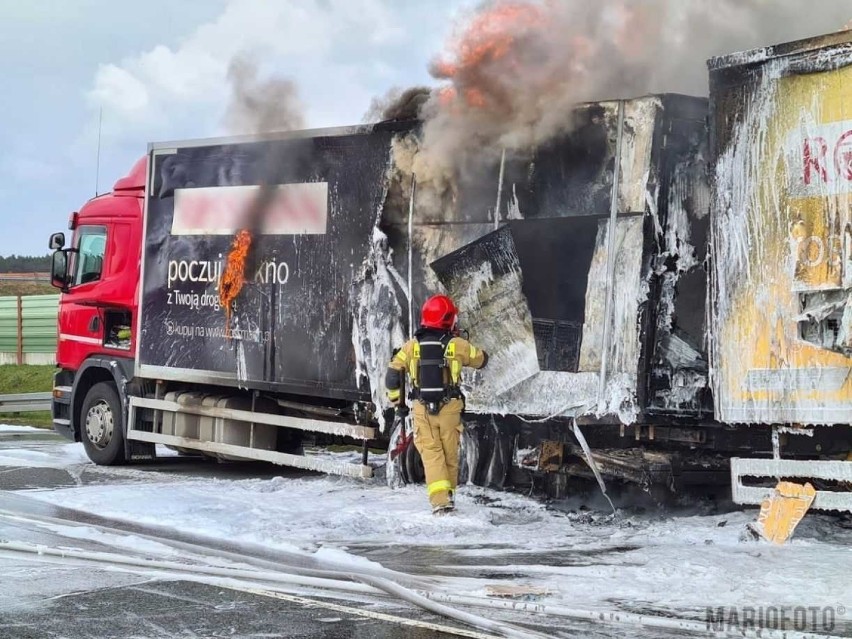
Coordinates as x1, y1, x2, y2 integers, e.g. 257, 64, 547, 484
46, 30, 852, 523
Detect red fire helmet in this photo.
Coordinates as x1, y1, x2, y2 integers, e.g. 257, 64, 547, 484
420, 294, 458, 330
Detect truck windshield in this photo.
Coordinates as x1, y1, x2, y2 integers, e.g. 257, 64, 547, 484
73, 226, 107, 286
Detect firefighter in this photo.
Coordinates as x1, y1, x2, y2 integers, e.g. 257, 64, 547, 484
386, 294, 488, 514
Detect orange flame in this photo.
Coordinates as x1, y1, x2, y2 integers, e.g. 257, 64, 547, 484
432, 1, 545, 110
437, 86, 457, 107
219, 229, 253, 337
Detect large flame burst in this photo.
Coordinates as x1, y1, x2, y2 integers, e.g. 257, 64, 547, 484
219, 229, 253, 337
426, 0, 658, 150
431, 1, 546, 112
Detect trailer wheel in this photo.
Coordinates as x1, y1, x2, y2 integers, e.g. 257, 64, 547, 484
80, 382, 126, 465
400, 437, 424, 485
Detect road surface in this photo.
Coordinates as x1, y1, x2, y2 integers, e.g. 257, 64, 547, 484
0, 425, 849, 639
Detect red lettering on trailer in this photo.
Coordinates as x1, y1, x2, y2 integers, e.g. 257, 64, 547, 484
834, 130, 852, 181
803, 137, 828, 185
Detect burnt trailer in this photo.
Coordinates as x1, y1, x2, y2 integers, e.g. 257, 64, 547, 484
130, 121, 416, 478
124, 37, 852, 502
48, 30, 852, 509
126, 92, 737, 492
383, 94, 720, 492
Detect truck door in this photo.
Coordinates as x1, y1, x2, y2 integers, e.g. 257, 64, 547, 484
57, 225, 108, 369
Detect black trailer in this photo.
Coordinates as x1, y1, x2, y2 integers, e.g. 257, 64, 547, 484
124, 94, 730, 489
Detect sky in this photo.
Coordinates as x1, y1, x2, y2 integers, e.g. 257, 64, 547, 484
0, 0, 471, 257
1, 0, 851, 258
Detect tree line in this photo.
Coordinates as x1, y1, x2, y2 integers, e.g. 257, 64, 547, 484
0, 255, 52, 272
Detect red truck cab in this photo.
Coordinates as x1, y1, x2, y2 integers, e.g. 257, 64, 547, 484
49, 158, 145, 463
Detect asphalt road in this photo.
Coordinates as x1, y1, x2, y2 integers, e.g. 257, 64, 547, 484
0, 429, 489, 639
2, 577, 467, 639
6, 428, 846, 639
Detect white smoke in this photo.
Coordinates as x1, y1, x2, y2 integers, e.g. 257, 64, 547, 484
417, 0, 852, 170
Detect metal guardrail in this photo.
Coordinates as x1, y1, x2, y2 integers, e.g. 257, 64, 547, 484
0, 392, 51, 413
0, 273, 50, 282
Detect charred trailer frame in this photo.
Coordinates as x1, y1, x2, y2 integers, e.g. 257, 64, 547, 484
381, 94, 739, 493
102, 55, 850, 503
125, 95, 727, 491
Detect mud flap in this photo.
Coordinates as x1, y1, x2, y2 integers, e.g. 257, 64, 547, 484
400, 432, 424, 485
748, 481, 816, 544
385, 414, 411, 488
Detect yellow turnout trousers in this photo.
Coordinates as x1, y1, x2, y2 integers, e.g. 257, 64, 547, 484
412, 398, 464, 509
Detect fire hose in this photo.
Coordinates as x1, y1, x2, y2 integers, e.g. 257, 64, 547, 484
0, 537, 834, 639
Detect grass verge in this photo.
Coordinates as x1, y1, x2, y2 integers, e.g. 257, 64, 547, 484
0, 364, 54, 393
2, 411, 52, 428
0, 282, 56, 296
0, 364, 55, 429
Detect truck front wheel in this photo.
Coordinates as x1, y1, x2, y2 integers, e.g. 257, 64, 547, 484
80, 382, 126, 465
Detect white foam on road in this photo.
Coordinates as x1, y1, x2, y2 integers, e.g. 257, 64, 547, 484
0, 441, 90, 468
0, 424, 45, 433
1, 434, 849, 627
22, 474, 852, 616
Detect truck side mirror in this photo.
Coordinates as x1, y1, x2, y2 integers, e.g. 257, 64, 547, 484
51, 250, 70, 291
49, 232, 65, 250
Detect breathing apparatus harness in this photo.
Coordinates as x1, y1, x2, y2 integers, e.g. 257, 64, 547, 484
410, 329, 464, 415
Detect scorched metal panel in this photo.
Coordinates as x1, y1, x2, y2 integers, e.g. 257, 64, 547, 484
138, 126, 402, 400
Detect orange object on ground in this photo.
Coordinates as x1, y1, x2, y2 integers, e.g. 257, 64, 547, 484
751, 481, 816, 544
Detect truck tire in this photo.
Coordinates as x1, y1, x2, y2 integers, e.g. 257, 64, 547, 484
80, 381, 126, 465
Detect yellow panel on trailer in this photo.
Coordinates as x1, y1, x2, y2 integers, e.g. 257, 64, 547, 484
710, 30, 852, 425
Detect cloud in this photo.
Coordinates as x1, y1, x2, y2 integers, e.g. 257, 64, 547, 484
90, 64, 152, 116
85, 0, 407, 141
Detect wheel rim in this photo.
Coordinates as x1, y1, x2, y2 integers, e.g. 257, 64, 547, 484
85, 400, 114, 450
